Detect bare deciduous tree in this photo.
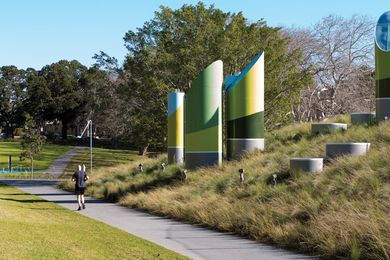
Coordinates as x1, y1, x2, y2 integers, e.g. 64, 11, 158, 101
286, 15, 375, 121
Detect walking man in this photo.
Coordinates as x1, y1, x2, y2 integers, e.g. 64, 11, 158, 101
72, 164, 89, 211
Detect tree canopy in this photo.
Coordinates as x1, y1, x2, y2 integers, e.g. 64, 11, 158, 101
120, 3, 311, 152
0, 66, 28, 137
40, 60, 89, 139
20, 114, 46, 174
0, 3, 375, 155
0, 60, 92, 139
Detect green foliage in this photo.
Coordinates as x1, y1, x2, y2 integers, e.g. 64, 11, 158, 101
0, 61, 94, 141
25, 68, 51, 122
39, 60, 89, 139
0, 66, 28, 137
20, 114, 46, 167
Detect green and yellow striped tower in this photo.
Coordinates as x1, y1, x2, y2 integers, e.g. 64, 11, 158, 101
226, 52, 264, 160
376, 11, 390, 121
185, 60, 223, 169
168, 90, 185, 164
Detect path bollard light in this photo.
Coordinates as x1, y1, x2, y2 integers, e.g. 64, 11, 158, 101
160, 163, 166, 171
182, 169, 188, 181
138, 163, 143, 172
272, 174, 277, 187
239, 168, 245, 183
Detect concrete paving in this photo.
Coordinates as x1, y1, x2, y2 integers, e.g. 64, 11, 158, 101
38, 146, 87, 178
0, 179, 316, 260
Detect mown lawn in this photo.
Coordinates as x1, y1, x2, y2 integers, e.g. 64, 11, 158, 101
0, 183, 186, 260
62, 147, 140, 178
0, 142, 72, 177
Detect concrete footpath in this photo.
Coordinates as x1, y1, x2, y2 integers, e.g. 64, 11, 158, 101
0, 179, 315, 260
38, 146, 87, 178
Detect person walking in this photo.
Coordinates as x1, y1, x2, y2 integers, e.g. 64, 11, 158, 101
72, 164, 89, 211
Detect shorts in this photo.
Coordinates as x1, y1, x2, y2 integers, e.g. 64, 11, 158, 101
75, 187, 86, 195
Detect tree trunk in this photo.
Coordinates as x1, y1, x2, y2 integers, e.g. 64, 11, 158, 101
111, 137, 118, 149
4, 124, 14, 138
61, 119, 68, 140
74, 125, 78, 136
139, 144, 149, 156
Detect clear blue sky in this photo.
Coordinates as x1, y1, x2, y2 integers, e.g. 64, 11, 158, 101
1, 0, 389, 70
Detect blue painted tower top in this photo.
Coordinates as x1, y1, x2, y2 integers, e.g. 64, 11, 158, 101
376, 11, 390, 51
168, 90, 185, 117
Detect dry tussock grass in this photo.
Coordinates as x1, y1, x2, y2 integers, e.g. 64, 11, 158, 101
64, 117, 390, 259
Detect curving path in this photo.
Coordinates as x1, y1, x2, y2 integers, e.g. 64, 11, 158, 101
0, 179, 316, 260
38, 146, 87, 178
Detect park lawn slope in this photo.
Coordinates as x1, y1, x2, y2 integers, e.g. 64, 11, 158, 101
0, 183, 186, 260
62, 116, 390, 259
62, 147, 140, 178
0, 142, 72, 177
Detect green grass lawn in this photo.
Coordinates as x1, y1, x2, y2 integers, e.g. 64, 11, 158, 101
0, 183, 186, 260
62, 147, 140, 178
0, 142, 72, 178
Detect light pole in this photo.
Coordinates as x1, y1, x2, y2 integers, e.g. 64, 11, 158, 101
77, 120, 93, 175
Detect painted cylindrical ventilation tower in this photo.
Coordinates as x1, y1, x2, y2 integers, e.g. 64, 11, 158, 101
167, 90, 185, 164
184, 60, 223, 169
376, 11, 390, 121
226, 52, 265, 160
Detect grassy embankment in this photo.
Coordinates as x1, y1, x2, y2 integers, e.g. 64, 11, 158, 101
0, 183, 186, 259
62, 116, 390, 259
0, 142, 72, 178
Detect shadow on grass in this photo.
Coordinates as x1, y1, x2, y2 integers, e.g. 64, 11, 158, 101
129, 174, 181, 194
0, 193, 26, 195
0, 197, 47, 203
266, 171, 292, 186
0, 197, 106, 204
102, 172, 182, 202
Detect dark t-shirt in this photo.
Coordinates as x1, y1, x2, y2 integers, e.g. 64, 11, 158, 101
72, 171, 87, 188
